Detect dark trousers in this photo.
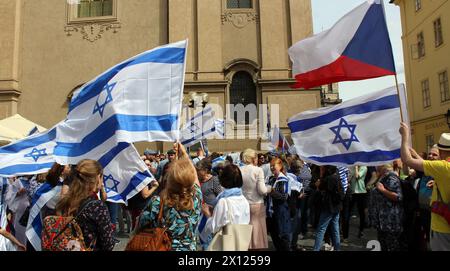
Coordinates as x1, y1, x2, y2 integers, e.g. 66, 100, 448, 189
267, 203, 292, 251
418, 209, 431, 250
340, 191, 352, 239
290, 203, 302, 249
350, 193, 367, 233
299, 195, 310, 235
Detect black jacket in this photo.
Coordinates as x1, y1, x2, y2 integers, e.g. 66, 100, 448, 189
319, 173, 344, 214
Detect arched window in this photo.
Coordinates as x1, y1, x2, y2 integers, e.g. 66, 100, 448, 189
230, 71, 257, 124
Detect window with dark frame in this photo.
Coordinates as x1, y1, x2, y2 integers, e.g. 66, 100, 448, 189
415, 0, 422, 12
229, 71, 257, 125
426, 134, 434, 152
227, 0, 252, 9
76, 0, 113, 18
417, 32, 425, 58
422, 79, 431, 108
434, 18, 444, 47
439, 70, 450, 102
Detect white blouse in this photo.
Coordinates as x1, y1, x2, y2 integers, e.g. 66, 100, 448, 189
201, 195, 250, 241
240, 164, 270, 204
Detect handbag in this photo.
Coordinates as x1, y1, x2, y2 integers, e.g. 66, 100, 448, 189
431, 183, 450, 225
207, 198, 253, 251
125, 198, 172, 251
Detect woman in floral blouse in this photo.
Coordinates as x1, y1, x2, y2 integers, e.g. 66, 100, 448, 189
56, 159, 114, 251
139, 143, 202, 251
368, 164, 405, 251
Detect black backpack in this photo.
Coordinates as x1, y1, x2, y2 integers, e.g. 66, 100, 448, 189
400, 179, 419, 216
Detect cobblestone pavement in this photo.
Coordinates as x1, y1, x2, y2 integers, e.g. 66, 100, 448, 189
113, 215, 377, 251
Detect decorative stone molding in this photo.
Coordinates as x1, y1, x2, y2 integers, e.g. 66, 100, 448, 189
64, 21, 121, 42
221, 11, 259, 28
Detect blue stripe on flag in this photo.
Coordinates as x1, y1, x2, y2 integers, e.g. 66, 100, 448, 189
181, 126, 216, 146
0, 128, 56, 154
55, 114, 178, 157
69, 47, 185, 112
108, 171, 153, 202
98, 142, 130, 168
307, 149, 400, 164
289, 94, 399, 133
31, 182, 54, 206
0, 162, 55, 176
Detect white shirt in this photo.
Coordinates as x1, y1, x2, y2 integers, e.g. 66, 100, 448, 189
241, 164, 269, 204
201, 195, 250, 241
261, 163, 273, 182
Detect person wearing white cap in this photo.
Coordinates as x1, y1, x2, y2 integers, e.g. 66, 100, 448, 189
399, 122, 450, 251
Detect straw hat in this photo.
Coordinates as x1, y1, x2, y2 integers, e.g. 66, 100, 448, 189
437, 133, 450, 151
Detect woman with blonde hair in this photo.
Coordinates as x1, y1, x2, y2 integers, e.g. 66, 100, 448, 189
240, 148, 270, 250
56, 159, 114, 251
138, 143, 202, 251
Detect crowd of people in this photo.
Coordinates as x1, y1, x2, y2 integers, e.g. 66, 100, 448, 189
0, 123, 449, 251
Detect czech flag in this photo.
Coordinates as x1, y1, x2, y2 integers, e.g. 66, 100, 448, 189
288, 0, 396, 89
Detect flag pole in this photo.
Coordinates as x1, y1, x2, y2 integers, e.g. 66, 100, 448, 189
394, 74, 405, 123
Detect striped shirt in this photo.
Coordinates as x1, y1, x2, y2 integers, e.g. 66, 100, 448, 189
338, 166, 349, 193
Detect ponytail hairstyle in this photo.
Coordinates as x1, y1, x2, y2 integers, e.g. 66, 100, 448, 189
56, 159, 103, 216
161, 158, 197, 211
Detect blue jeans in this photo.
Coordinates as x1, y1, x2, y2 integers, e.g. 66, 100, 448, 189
107, 202, 119, 227
313, 211, 340, 251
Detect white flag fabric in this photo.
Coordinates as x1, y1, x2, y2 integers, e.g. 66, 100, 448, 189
0, 127, 57, 177
271, 126, 290, 152
180, 106, 220, 148
98, 142, 155, 204
54, 40, 188, 165
288, 86, 403, 167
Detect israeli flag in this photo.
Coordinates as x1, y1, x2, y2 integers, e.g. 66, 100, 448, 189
99, 142, 155, 204
26, 182, 62, 251
54, 40, 188, 165
288, 86, 404, 167
0, 128, 57, 177
211, 155, 226, 168
180, 105, 218, 148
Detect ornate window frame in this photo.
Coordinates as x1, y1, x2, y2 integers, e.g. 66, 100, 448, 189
222, 0, 258, 28
66, 0, 118, 24
64, 0, 121, 42
224, 0, 254, 11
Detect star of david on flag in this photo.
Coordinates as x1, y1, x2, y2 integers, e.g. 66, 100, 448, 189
180, 105, 219, 148
288, 85, 407, 167
93, 82, 117, 118
0, 127, 57, 177
24, 148, 48, 162
329, 118, 359, 150
103, 174, 120, 193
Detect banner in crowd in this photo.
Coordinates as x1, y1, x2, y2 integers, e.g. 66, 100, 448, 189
180, 105, 225, 148
98, 142, 155, 204
0, 127, 57, 177
271, 126, 290, 153
288, 0, 395, 89
54, 40, 188, 165
288, 85, 404, 166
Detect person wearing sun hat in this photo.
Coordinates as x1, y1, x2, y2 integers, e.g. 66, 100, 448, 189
399, 122, 450, 251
